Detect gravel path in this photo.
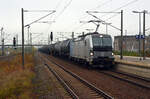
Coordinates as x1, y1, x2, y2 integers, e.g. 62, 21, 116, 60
32, 53, 71, 99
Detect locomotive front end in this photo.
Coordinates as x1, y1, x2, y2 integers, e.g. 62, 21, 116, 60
91, 34, 114, 68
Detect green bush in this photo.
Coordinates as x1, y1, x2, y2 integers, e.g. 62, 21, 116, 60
145, 50, 150, 57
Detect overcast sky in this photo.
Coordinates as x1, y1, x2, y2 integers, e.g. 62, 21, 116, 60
0, 0, 150, 44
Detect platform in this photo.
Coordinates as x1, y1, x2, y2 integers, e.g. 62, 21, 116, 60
114, 55, 150, 78
115, 55, 150, 68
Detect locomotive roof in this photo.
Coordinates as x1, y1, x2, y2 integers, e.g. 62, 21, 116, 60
73, 32, 111, 42
78, 32, 111, 38
53, 32, 111, 45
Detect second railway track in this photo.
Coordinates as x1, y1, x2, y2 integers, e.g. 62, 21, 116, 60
99, 70, 150, 89
41, 53, 113, 99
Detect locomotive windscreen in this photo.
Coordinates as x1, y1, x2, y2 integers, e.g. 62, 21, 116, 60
92, 36, 112, 47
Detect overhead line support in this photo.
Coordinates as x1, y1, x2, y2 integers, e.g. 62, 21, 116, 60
86, 10, 123, 59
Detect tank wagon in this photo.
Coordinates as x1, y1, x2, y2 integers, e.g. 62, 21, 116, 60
53, 41, 62, 56
38, 46, 50, 54
50, 32, 114, 68
60, 39, 71, 57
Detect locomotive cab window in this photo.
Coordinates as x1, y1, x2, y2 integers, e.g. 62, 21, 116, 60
92, 36, 112, 47
92, 36, 102, 46
102, 37, 112, 46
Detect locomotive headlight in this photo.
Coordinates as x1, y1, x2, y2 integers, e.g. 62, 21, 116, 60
112, 53, 114, 56
90, 52, 94, 56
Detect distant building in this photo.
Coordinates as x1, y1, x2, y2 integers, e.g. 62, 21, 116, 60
114, 35, 150, 52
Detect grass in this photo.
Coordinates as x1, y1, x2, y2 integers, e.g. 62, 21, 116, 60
114, 51, 139, 56
0, 46, 36, 56
0, 53, 35, 99
114, 50, 150, 57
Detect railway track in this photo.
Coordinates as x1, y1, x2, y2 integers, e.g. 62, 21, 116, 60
99, 70, 150, 89
41, 53, 150, 98
44, 64, 79, 99
42, 54, 113, 99
111, 70, 150, 82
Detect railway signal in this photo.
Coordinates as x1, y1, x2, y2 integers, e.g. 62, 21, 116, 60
50, 32, 53, 41
1, 27, 4, 56
13, 37, 16, 46
2, 39, 4, 56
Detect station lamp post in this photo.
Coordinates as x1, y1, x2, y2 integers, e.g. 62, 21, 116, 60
132, 10, 147, 60
132, 11, 142, 60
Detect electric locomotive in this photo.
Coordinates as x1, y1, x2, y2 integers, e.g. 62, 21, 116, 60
70, 32, 114, 68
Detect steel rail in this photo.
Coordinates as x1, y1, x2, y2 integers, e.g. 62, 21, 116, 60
100, 71, 150, 89
45, 63, 79, 99
111, 70, 150, 82
44, 55, 113, 99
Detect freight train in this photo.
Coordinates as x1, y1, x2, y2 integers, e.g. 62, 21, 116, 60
40, 32, 115, 68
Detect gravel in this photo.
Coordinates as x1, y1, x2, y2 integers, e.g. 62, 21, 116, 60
32, 53, 71, 99
47, 55, 150, 99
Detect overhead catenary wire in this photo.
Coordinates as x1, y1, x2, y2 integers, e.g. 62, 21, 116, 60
24, 10, 56, 12
71, 0, 113, 32
74, 0, 138, 32
91, 0, 112, 11
4, 33, 18, 44
72, 23, 87, 32
105, 14, 119, 21
55, 0, 64, 10
79, 0, 112, 21
24, 10, 56, 44
83, 0, 138, 32
87, 0, 138, 22
54, 0, 73, 20
63, 0, 113, 32
25, 11, 56, 27
39, 0, 64, 40
32, 33, 43, 39
46, 0, 73, 36
106, 0, 139, 21
111, 0, 138, 12
50, 0, 64, 21
87, 12, 121, 31
100, 0, 139, 19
